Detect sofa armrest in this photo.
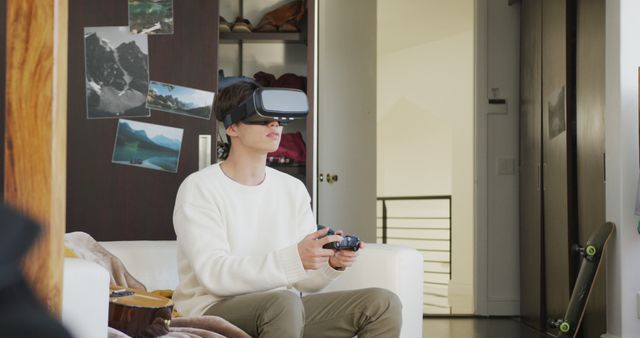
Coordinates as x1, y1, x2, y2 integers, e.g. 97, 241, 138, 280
62, 257, 110, 338
318, 244, 423, 338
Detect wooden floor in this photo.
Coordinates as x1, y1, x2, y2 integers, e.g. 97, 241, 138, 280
423, 317, 549, 338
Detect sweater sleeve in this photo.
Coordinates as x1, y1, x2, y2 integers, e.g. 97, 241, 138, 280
292, 184, 344, 293
173, 180, 308, 297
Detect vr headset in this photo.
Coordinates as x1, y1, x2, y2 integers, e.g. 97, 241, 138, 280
223, 88, 309, 128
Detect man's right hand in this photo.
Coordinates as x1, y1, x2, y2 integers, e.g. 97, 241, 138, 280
297, 227, 343, 270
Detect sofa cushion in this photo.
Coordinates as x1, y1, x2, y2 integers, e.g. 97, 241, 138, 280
100, 241, 178, 292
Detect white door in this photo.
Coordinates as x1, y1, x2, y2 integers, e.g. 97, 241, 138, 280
316, 0, 377, 242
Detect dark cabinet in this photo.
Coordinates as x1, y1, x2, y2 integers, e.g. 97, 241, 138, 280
575, 0, 606, 337
519, 1, 606, 337
520, 0, 577, 329
520, 0, 577, 330
519, 0, 544, 328
541, 0, 576, 325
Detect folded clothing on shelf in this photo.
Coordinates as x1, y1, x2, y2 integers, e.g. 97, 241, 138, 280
268, 132, 306, 163
254, 71, 307, 92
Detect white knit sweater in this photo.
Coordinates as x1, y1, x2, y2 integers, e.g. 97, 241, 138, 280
172, 163, 343, 316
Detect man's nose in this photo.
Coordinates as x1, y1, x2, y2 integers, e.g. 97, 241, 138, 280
268, 120, 280, 128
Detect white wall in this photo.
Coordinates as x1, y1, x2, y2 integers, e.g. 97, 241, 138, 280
604, 1, 640, 337
474, 0, 521, 316
377, 0, 475, 314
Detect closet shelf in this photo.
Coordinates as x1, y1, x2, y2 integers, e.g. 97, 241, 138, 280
220, 32, 306, 43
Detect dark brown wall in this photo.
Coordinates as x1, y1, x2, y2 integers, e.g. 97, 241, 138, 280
66, 0, 219, 240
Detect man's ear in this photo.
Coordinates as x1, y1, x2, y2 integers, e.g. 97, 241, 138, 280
226, 123, 239, 137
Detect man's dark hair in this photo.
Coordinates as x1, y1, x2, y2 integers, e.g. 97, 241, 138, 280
214, 80, 260, 123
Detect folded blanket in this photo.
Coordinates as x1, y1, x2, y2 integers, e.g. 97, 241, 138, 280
65, 232, 146, 290
65, 232, 250, 338
108, 317, 244, 338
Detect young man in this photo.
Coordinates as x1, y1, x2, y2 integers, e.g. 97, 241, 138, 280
172, 81, 402, 338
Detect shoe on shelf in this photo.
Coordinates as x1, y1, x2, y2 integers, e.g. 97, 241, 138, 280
255, 1, 305, 33
255, 22, 277, 32
278, 20, 298, 32
219, 16, 232, 32
232, 16, 253, 33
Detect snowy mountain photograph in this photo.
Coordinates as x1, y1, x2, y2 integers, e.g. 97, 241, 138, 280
146, 80, 215, 119
84, 26, 150, 119
112, 119, 183, 173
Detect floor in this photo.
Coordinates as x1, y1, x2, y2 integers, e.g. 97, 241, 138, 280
423, 317, 550, 338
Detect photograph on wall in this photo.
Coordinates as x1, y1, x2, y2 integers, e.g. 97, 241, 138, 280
84, 26, 150, 119
146, 80, 215, 119
112, 119, 183, 173
129, 0, 174, 34
548, 86, 566, 139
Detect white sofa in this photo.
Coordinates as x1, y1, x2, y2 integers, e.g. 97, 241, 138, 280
61, 258, 110, 338
62, 242, 423, 338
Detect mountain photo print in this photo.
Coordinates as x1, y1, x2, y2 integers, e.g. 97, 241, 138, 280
129, 0, 174, 35
84, 26, 150, 119
146, 80, 215, 119
112, 119, 183, 173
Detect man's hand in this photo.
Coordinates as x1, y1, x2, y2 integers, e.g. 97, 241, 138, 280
328, 230, 366, 270
298, 227, 343, 270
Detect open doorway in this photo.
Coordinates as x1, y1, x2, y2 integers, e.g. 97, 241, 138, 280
376, 0, 475, 315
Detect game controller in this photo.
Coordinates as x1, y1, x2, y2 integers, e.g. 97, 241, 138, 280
317, 224, 361, 251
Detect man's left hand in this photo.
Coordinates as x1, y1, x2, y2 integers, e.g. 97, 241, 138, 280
328, 230, 366, 270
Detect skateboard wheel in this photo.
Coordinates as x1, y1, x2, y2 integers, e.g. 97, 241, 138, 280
559, 322, 570, 333
585, 245, 597, 257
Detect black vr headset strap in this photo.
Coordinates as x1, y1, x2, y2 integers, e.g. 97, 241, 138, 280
223, 95, 254, 128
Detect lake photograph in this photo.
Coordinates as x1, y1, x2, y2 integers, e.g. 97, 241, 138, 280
128, 0, 174, 34
112, 119, 183, 173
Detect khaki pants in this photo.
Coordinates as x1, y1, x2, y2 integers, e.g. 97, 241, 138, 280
204, 287, 402, 338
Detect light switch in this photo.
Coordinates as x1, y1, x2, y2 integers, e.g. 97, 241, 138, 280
497, 158, 515, 175
488, 99, 508, 115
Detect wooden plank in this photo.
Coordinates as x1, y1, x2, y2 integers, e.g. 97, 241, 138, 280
576, 0, 606, 336
542, 0, 576, 327
4, 0, 68, 316
519, 0, 544, 330
1, 0, 5, 200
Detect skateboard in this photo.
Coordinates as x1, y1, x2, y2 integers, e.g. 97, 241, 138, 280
548, 222, 615, 338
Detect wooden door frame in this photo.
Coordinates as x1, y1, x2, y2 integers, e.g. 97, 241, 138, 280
1, 0, 6, 200
4, 0, 68, 315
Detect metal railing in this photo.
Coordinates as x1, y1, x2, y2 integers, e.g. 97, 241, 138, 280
376, 195, 452, 315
